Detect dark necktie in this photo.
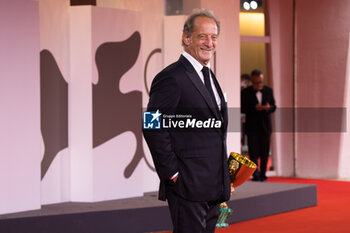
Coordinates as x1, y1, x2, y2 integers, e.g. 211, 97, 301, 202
202, 66, 217, 106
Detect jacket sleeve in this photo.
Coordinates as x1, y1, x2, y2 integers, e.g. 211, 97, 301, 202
266, 88, 276, 114
142, 73, 180, 182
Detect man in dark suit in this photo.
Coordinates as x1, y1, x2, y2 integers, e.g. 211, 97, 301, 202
143, 9, 231, 233
241, 69, 276, 182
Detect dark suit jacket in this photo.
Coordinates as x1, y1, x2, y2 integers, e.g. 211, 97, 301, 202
241, 85, 276, 134
143, 55, 230, 203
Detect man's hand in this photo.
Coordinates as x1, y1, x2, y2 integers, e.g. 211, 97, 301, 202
256, 103, 270, 111
231, 184, 235, 194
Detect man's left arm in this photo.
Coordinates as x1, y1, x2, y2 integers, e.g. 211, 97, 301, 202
256, 88, 276, 113
266, 88, 276, 114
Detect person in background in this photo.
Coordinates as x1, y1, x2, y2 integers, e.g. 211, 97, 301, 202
240, 73, 250, 90
241, 69, 276, 181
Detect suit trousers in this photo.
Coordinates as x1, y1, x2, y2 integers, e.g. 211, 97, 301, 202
247, 131, 271, 179
165, 181, 219, 233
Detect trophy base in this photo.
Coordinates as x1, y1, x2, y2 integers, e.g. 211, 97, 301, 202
216, 202, 233, 228
216, 222, 229, 228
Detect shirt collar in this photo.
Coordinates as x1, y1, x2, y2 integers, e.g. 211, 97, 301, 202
182, 51, 211, 73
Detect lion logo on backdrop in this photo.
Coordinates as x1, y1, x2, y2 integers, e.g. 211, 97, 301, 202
93, 31, 154, 177
40, 31, 154, 179
40, 50, 68, 179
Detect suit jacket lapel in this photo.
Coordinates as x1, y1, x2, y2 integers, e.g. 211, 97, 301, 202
179, 56, 221, 120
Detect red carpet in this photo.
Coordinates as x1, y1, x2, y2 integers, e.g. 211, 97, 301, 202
161, 177, 350, 233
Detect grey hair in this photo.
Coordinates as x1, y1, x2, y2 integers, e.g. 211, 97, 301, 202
182, 8, 220, 47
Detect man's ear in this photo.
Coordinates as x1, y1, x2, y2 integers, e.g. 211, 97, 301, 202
182, 33, 191, 46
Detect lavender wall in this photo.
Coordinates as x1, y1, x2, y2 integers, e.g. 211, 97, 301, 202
295, 0, 350, 178
339, 40, 350, 179
251, 0, 350, 179
266, 0, 295, 177
0, 0, 41, 214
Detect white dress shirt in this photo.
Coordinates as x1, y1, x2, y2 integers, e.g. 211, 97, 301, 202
256, 90, 262, 105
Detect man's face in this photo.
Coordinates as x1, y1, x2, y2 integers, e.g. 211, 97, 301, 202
183, 16, 218, 66
252, 75, 264, 91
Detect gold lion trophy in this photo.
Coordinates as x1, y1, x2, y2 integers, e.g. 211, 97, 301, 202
216, 152, 257, 228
